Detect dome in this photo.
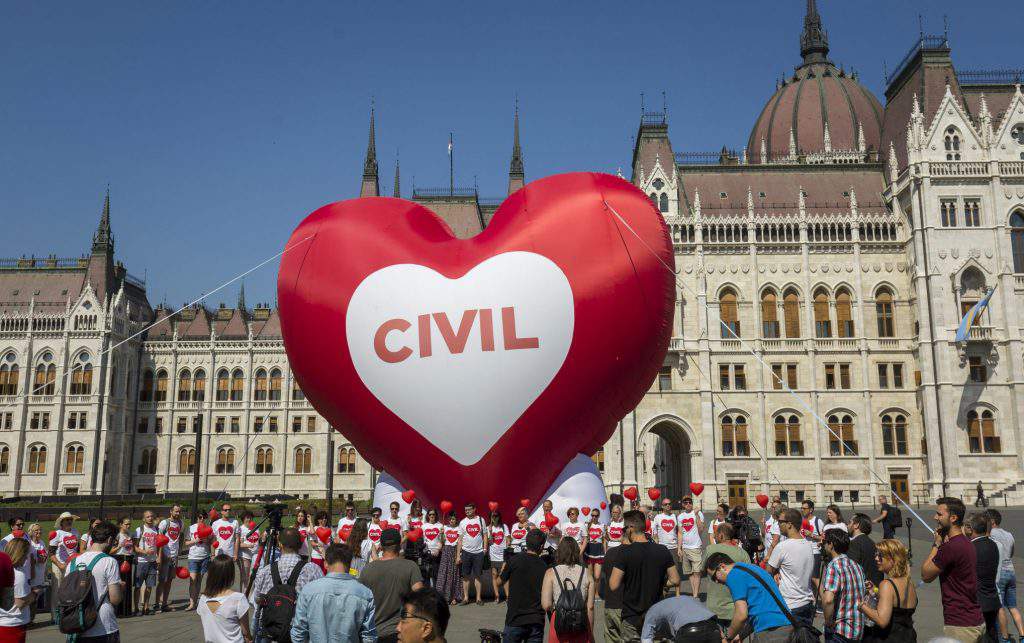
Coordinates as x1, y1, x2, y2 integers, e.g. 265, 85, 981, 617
747, 1, 883, 162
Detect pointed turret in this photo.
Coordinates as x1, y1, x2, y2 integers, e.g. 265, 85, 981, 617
393, 154, 401, 198
507, 100, 525, 195
237, 283, 247, 312
360, 104, 380, 197
799, 0, 830, 66
92, 188, 114, 254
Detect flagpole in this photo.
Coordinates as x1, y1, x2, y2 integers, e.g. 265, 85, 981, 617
449, 132, 454, 196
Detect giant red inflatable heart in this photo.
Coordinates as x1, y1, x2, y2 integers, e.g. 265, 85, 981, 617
279, 173, 673, 512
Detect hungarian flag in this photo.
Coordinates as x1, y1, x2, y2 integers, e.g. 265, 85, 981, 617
955, 285, 996, 342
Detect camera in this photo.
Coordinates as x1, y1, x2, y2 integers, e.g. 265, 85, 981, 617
263, 502, 286, 531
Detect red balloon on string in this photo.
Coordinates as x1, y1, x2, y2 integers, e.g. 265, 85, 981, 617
647, 488, 661, 501
212, 541, 219, 549
406, 528, 423, 543
196, 524, 213, 540
439, 500, 454, 515
248, 521, 256, 530
544, 513, 559, 529
120, 561, 131, 574
175, 566, 189, 580
645, 519, 652, 532
49, 530, 57, 541
600, 501, 607, 510
689, 482, 705, 496
756, 494, 770, 508
315, 527, 332, 544
155, 534, 170, 548
488, 501, 499, 513
208, 509, 220, 521
623, 487, 638, 501
519, 498, 531, 508
401, 489, 416, 504
581, 506, 591, 516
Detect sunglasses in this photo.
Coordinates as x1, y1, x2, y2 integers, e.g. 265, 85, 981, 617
400, 611, 431, 624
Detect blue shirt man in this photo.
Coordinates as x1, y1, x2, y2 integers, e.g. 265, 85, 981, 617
706, 553, 790, 641
291, 543, 377, 643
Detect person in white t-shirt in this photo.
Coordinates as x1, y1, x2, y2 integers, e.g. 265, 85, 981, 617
48, 511, 80, 588
71, 520, 124, 640
766, 507, 816, 624
508, 508, 534, 555
197, 553, 252, 643
236, 510, 259, 592
27, 523, 48, 599
1, 517, 31, 584
561, 507, 587, 554
293, 509, 311, 559
584, 509, 606, 582
800, 499, 826, 592
0, 538, 37, 639
455, 502, 489, 606
155, 504, 184, 612
133, 510, 160, 614
366, 508, 384, 559
335, 502, 357, 544
382, 502, 404, 534
308, 511, 332, 574
539, 499, 561, 555
421, 509, 444, 584
708, 503, 729, 538
211, 503, 241, 590
606, 504, 625, 549
487, 511, 509, 603
677, 496, 705, 598
185, 511, 214, 611
652, 499, 682, 596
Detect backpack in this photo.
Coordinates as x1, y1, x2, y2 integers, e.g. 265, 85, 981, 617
55, 553, 110, 638
887, 505, 903, 528
552, 566, 587, 635
259, 561, 305, 642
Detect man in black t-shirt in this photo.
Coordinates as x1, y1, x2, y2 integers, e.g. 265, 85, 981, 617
848, 513, 883, 585
600, 545, 626, 643
966, 512, 1001, 642
608, 510, 680, 641
497, 529, 547, 643
873, 495, 896, 539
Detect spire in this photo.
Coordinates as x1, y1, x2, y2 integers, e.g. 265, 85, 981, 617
507, 98, 525, 195
888, 140, 899, 182
237, 283, 247, 311
92, 187, 114, 254
393, 152, 401, 198
360, 101, 380, 197
799, 0, 830, 65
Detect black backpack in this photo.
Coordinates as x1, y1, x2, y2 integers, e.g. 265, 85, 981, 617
55, 553, 110, 638
259, 562, 305, 642
552, 566, 587, 635
887, 505, 903, 527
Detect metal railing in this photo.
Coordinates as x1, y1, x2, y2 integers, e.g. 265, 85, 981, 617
641, 111, 667, 126
412, 187, 478, 198
886, 35, 949, 87
959, 69, 1024, 85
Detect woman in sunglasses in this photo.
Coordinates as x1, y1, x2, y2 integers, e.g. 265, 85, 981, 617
859, 539, 917, 642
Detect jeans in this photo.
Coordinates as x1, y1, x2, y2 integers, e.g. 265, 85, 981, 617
998, 570, 1018, 608
791, 602, 816, 627
825, 629, 855, 643
502, 623, 544, 643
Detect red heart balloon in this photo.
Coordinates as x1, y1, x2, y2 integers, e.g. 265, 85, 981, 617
520, 498, 531, 508
623, 487, 638, 501
175, 566, 189, 580
600, 501, 607, 510
689, 482, 705, 496
248, 521, 256, 530
406, 528, 423, 543
155, 534, 170, 548
48, 530, 57, 541
439, 500, 453, 515
315, 527, 332, 544
544, 513, 559, 528
488, 501, 499, 513
581, 506, 591, 516
756, 493, 770, 508
120, 561, 131, 574
401, 490, 416, 504
212, 540, 219, 549
278, 173, 673, 513
208, 509, 220, 521
196, 524, 213, 540
647, 488, 661, 501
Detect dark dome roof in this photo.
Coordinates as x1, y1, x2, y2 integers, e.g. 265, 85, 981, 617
747, 1, 883, 162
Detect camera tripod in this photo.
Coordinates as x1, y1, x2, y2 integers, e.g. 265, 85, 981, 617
244, 502, 286, 598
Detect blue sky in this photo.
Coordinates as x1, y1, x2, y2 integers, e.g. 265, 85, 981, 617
1, 1, 1020, 307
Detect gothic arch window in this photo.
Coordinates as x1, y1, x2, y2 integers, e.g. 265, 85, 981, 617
944, 126, 962, 161
836, 289, 854, 337
27, 444, 46, 474
255, 446, 274, 474
659, 192, 669, 213
0, 446, 9, 474
783, 289, 801, 338
139, 369, 154, 402
34, 359, 56, 397
1012, 124, 1024, 160
828, 414, 858, 456
177, 369, 192, 402
875, 288, 895, 338
138, 448, 157, 475
719, 289, 740, 338
216, 369, 229, 401
155, 369, 169, 402
959, 267, 987, 323
291, 379, 305, 401
813, 288, 832, 338
882, 414, 909, 455
774, 414, 803, 456
63, 444, 85, 474
215, 446, 235, 474
230, 369, 244, 401
967, 408, 1000, 453
293, 446, 313, 474
109, 360, 119, 396
649, 192, 658, 206
253, 369, 268, 401
721, 414, 750, 456
761, 290, 779, 338
192, 369, 206, 402
70, 352, 93, 396
177, 447, 195, 474
0, 354, 18, 397
337, 446, 356, 473
1011, 211, 1024, 273
269, 368, 282, 401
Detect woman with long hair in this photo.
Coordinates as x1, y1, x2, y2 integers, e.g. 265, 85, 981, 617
541, 537, 596, 642
0, 539, 36, 642
113, 517, 136, 615
348, 518, 372, 574
821, 504, 847, 566
487, 511, 509, 604
237, 510, 258, 594
198, 554, 252, 643
293, 509, 310, 561
583, 508, 605, 583
309, 511, 330, 574
421, 509, 444, 585
860, 539, 917, 642
435, 512, 464, 605
26, 524, 47, 619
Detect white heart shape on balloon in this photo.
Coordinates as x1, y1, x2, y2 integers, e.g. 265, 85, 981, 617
346, 251, 574, 465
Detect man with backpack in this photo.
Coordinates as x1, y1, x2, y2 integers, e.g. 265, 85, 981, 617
607, 510, 680, 641
360, 529, 424, 643
250, 527, 323, 643
873, 495, 902, 540
56, 520, 122, 643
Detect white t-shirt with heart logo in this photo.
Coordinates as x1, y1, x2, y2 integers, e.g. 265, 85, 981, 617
488, 525, 509, 561
134, 525, 159, 563
443, 526, 460, 546
678, 510, 704, 550
367, 523, 383, 544
211, 519, 239, 557
459, 517, 486, 554
187, 524, 211, 561
158, 519, 183, 559
607, 521, 625, 548
654, 513, 679, 548
422, 522, 443, 554
336, 517, 356, 543
509, 522, 532, 551
562, 522, 586, 547
239, 524, 260, 561
49, 529, 81, 564
587, 523, 605, 544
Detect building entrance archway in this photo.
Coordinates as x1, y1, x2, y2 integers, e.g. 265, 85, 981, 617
641, 420, 692, 502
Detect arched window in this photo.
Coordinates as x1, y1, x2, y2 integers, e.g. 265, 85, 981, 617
253, 369, 268, 401
659, 193, 669, 213
109, 361, 118, 396
774, 414, 803, 456
882, 414, 909, 455
944, 127, 961, 161
255, 446, 274, 474
1011, 212, 1024, 273
875, 288, 895, 338
719, 289, 740, 338
137, 448, 157, 475
783, 289, 801, 338
230, 369, 244, 401
192, 369, 206, 402
139, 369, 154, 402
155, 369, 169, 402
828, 414, 858, 456
216, 369, 229, 401
177, 447, 195, 474
0, 358, 18, 397
337, 446, 356, 473
70, 353, 93, 396
836, 289, 854, 337
968, 409, 1001, 453
591, 448, 605, 473
761, 290, 779, 338
722, 415, 750, 456
292, 380, 305, 401
0, 446, 9, 474
215, 447, 235, 474
269, 369, 282, 401
294, 446, 313, 474
959, 267, 986, 324
64, 444, 85, 474
27, 445, 46, 474
813, 288, 832, 338
177, 369, 192, 402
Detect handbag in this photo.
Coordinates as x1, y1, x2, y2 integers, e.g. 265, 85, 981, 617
734, 565, 822, 643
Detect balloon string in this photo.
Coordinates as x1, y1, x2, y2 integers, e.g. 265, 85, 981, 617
602, 200, 933, 534
0, 235, 315, 416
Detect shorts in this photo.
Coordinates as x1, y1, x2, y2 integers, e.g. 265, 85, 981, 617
187, 559, 209, 575
812, 553, 823, 579
157, 557, 176, 582
135, 560, 158, 588
998, 570, 1018, 608
583, 542, 605, 563
460, 551, 485, 578
680, 547, 703, 575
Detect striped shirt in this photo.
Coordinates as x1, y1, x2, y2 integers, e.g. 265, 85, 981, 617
822, 553, 867, 640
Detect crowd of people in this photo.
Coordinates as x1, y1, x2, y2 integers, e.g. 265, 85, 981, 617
0, 493, 1015, 642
